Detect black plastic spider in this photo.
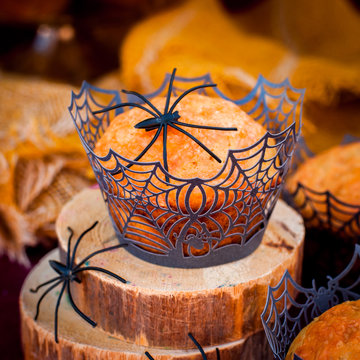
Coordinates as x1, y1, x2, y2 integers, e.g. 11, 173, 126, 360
144, 333, 220, 359
93, 68, 237, 181
30, 221, 127, 343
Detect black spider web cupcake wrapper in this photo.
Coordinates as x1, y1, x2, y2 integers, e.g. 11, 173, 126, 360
285, 135, 360, 238
261, 244, 360, 360
69, 72, 304, 268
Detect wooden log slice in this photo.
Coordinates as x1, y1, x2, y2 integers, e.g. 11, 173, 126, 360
55, 188, 304, 349
20, 249, 274, 360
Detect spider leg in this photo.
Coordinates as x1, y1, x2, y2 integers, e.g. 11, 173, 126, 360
163, 124, 169, 181
170, 124, 221, 163
164, 68, 176, 114
30, 276, 62, 293
54, 282, 66, 343
145, 351, 155, 360
92, 102, 158, 118
145, 127, 158, 132
70, 221, 99, 268
66, 227, 74, 265
163, 125, 169, 171
216, 347, 220, 360
175, 121, 237, 132
127, 125, 163, 169
33, 279, 63, 320
67, 281, 96, 327
122, 90, 162, 117
169, 84, 216, 113
74, 243, 127, 270
74, 266, 127, 284
188, 333, 207, 360
134, 117, 161, 130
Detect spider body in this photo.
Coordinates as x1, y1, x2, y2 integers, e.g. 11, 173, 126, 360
30, 221, 127, 343
93, 68, 237, 181
135, 110, 181, 130
49, 260, 81, 283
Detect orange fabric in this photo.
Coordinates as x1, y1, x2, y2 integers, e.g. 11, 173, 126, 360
119, 0, 360, 153
121, 0, 360, 105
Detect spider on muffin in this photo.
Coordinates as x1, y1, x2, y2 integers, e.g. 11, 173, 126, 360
93, 68, 237, 182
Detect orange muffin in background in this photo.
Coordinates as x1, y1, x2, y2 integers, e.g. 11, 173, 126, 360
95, 94, 278, 255
286, 142, 360, 233
287, 142, 360, 206
286, 299, 360, 360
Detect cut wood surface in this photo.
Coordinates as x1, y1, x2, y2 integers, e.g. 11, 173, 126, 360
55, 188, 305, 349
20, 249, 273, 360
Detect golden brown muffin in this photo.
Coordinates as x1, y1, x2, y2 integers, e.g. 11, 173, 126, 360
286, 142, 360, 233
286, 299, 360, 360
95, 93, 277, 254
287, 143, 360, 205
95, 94, 271, 179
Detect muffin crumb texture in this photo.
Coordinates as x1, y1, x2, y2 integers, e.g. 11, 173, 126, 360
286, 299, 360, 360
288, 142, 360, 205
95, 94, 269, 179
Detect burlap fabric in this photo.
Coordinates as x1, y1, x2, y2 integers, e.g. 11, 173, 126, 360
0, 73, 92, 265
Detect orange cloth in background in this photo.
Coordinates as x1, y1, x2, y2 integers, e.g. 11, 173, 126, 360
233, 0, 360, 105
0, 73, 92, 264
119, 0, 360, 152
121, 0, 286, 96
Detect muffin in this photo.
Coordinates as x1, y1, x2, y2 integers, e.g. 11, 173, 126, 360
286, 299, 360, 360
286, 142, 360, 232
95, 93, 278, 255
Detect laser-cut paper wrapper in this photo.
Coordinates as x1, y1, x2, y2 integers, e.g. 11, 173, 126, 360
285, 136, 360, 239
69, 73, 304, 268
261, 244, 360, 360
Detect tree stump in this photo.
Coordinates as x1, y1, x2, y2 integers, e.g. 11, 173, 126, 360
20, 249, 274, 360
53, 188, 304, 349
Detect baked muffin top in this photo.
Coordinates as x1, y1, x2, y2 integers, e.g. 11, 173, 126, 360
95, 93, 270, 180
287, 142, 360, 205
286, 299, 360, 360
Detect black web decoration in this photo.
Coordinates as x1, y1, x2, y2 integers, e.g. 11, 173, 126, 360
69, 71, 304, 268
93, 68, 237, 182
290, 183, 360, 237
261, 244, 360, 360
145, 333, 220, 360
30, 221, 127, 343
285, 136, 360, 238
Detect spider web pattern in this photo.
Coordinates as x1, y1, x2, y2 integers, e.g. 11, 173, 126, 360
291, 183, 360, 237
286, 136, 360, 238
261, 244, 360, 360
69, 82, 122, 150
69, 74, 304, 268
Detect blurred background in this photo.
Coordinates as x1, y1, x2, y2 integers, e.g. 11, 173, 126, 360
0, 0, 359, 358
